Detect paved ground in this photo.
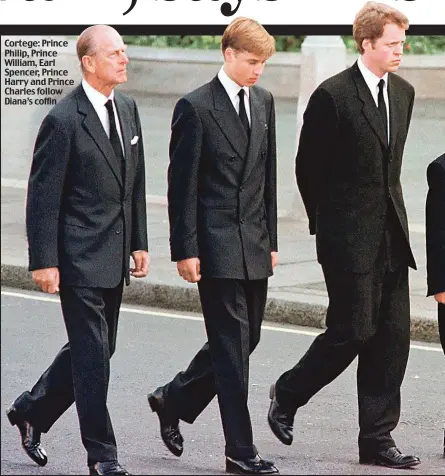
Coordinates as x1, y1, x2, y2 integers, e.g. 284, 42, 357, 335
1, 94, 444, 342
1, 288, 444, 475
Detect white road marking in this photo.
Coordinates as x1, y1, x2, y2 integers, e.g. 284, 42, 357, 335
2, 290, 441, 352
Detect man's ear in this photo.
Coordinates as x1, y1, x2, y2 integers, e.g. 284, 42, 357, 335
82, 55, 95, 74
224, 47, 236, 63
362, 38, 373, 53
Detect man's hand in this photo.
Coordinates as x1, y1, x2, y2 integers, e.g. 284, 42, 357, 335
177, 257, 201, 283
434, 292, 445, 304
130, 250, 150, 278
32, 267, 60, 294
271, 251, 278, 269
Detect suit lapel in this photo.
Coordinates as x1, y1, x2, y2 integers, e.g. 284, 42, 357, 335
241, 87, 266, 185
209, 76, 249, 159
388, 74, 401, 153
76, 85, 123, 188
351, 62, 388, 148
114, 93, 132, 188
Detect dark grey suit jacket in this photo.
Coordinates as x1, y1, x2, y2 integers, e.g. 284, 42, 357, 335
296, 61, 416, 273
167, 76, 277, 280
426, 153, 445, 296
26, 84, 148, 287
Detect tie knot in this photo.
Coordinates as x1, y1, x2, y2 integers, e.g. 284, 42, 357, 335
238, 88, 245, 99
378, 79, 385, 93
105, 99, 114, 114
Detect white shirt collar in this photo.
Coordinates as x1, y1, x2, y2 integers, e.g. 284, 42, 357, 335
217, 66, 250, 102
357, 56, 388, 92
81, 78, 115, 108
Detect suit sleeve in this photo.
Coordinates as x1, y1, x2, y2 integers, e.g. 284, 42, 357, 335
131, 100, 149, 252
167, 98, 203, 262
26, 114, 70, 271
295, 87, 338, 235
265, 92, 278, 252
426, 160, 445, 296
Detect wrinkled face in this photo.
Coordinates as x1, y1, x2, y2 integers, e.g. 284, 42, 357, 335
362, 23, 406, 77
85, 28, 129, 90
223, 48, 267, 87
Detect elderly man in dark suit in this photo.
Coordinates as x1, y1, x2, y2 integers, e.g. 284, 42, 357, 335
147, 17, 278, 475
267, 2, 421, 469
6, 25, 149, 476
425, 152, 445, 456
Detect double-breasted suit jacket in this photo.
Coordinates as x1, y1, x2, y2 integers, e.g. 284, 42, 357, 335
168, 76, 277, 279
26, 84, 148, 287
296, 61, 416, 273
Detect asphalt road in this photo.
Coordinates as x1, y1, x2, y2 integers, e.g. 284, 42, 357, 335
1, 288, 444, 475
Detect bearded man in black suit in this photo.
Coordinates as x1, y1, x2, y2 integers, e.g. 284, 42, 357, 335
268, 2, 421, 469
6, 25, 149, 476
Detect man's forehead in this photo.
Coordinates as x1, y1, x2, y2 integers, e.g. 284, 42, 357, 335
237, 50, 267, 61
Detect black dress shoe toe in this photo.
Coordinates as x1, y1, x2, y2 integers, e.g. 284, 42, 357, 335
148, 386, 184, 457
6, 404, 48, 467
360, 447, 421, 469
226, 455, 279, 474
89, 460, 130, 475
267, 384, 294, 446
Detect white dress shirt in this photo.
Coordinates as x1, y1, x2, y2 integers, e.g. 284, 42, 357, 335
81, 79, 125, 154
217, 67, 251, 126
357, 56, 390, 142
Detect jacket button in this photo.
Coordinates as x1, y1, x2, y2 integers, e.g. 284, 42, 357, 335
115, 229, 121, 234
240, 219, 245, 224
240, 186, 244, 192
230, 155, 236, 162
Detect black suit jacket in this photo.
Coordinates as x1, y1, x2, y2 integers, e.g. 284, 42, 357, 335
167, 76, 277, 280
26, 84, 148, 288
296, 62, 416, 273
426, 153, 445, 296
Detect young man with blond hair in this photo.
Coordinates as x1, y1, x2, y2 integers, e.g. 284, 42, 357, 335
148, 17, 279, 474
268, 2, 421, 469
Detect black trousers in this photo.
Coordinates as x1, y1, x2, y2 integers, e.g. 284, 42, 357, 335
165, 277, 268, 459
275, 245, 410, 454
439, 303, 445, 355
13, 282, 124, 465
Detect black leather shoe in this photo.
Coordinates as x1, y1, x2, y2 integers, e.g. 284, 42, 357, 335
267, 384, 294, 446
6, 404, 48, 467
148, 386, 184, 457
359, 447, 421, 469
88, 460, 130, 475
226, 455, 279, 474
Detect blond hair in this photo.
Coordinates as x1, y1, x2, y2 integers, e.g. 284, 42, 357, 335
353, 1, 409, 54
221, 17, 276, 59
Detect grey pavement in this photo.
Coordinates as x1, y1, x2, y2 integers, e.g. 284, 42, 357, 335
1, 95, 445, 343
1, 289, 444, 475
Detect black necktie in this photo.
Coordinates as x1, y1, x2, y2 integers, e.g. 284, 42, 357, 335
378, 79, 388, 144
238, 89, 250, 137
105, 99, 125, 179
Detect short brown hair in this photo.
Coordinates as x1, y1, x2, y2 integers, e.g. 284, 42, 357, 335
221, 17, 276, 59
353, 1, 409, 54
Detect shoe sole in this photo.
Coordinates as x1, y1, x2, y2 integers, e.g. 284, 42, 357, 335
225, 460, 279, 474
359, 459, 421, 469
